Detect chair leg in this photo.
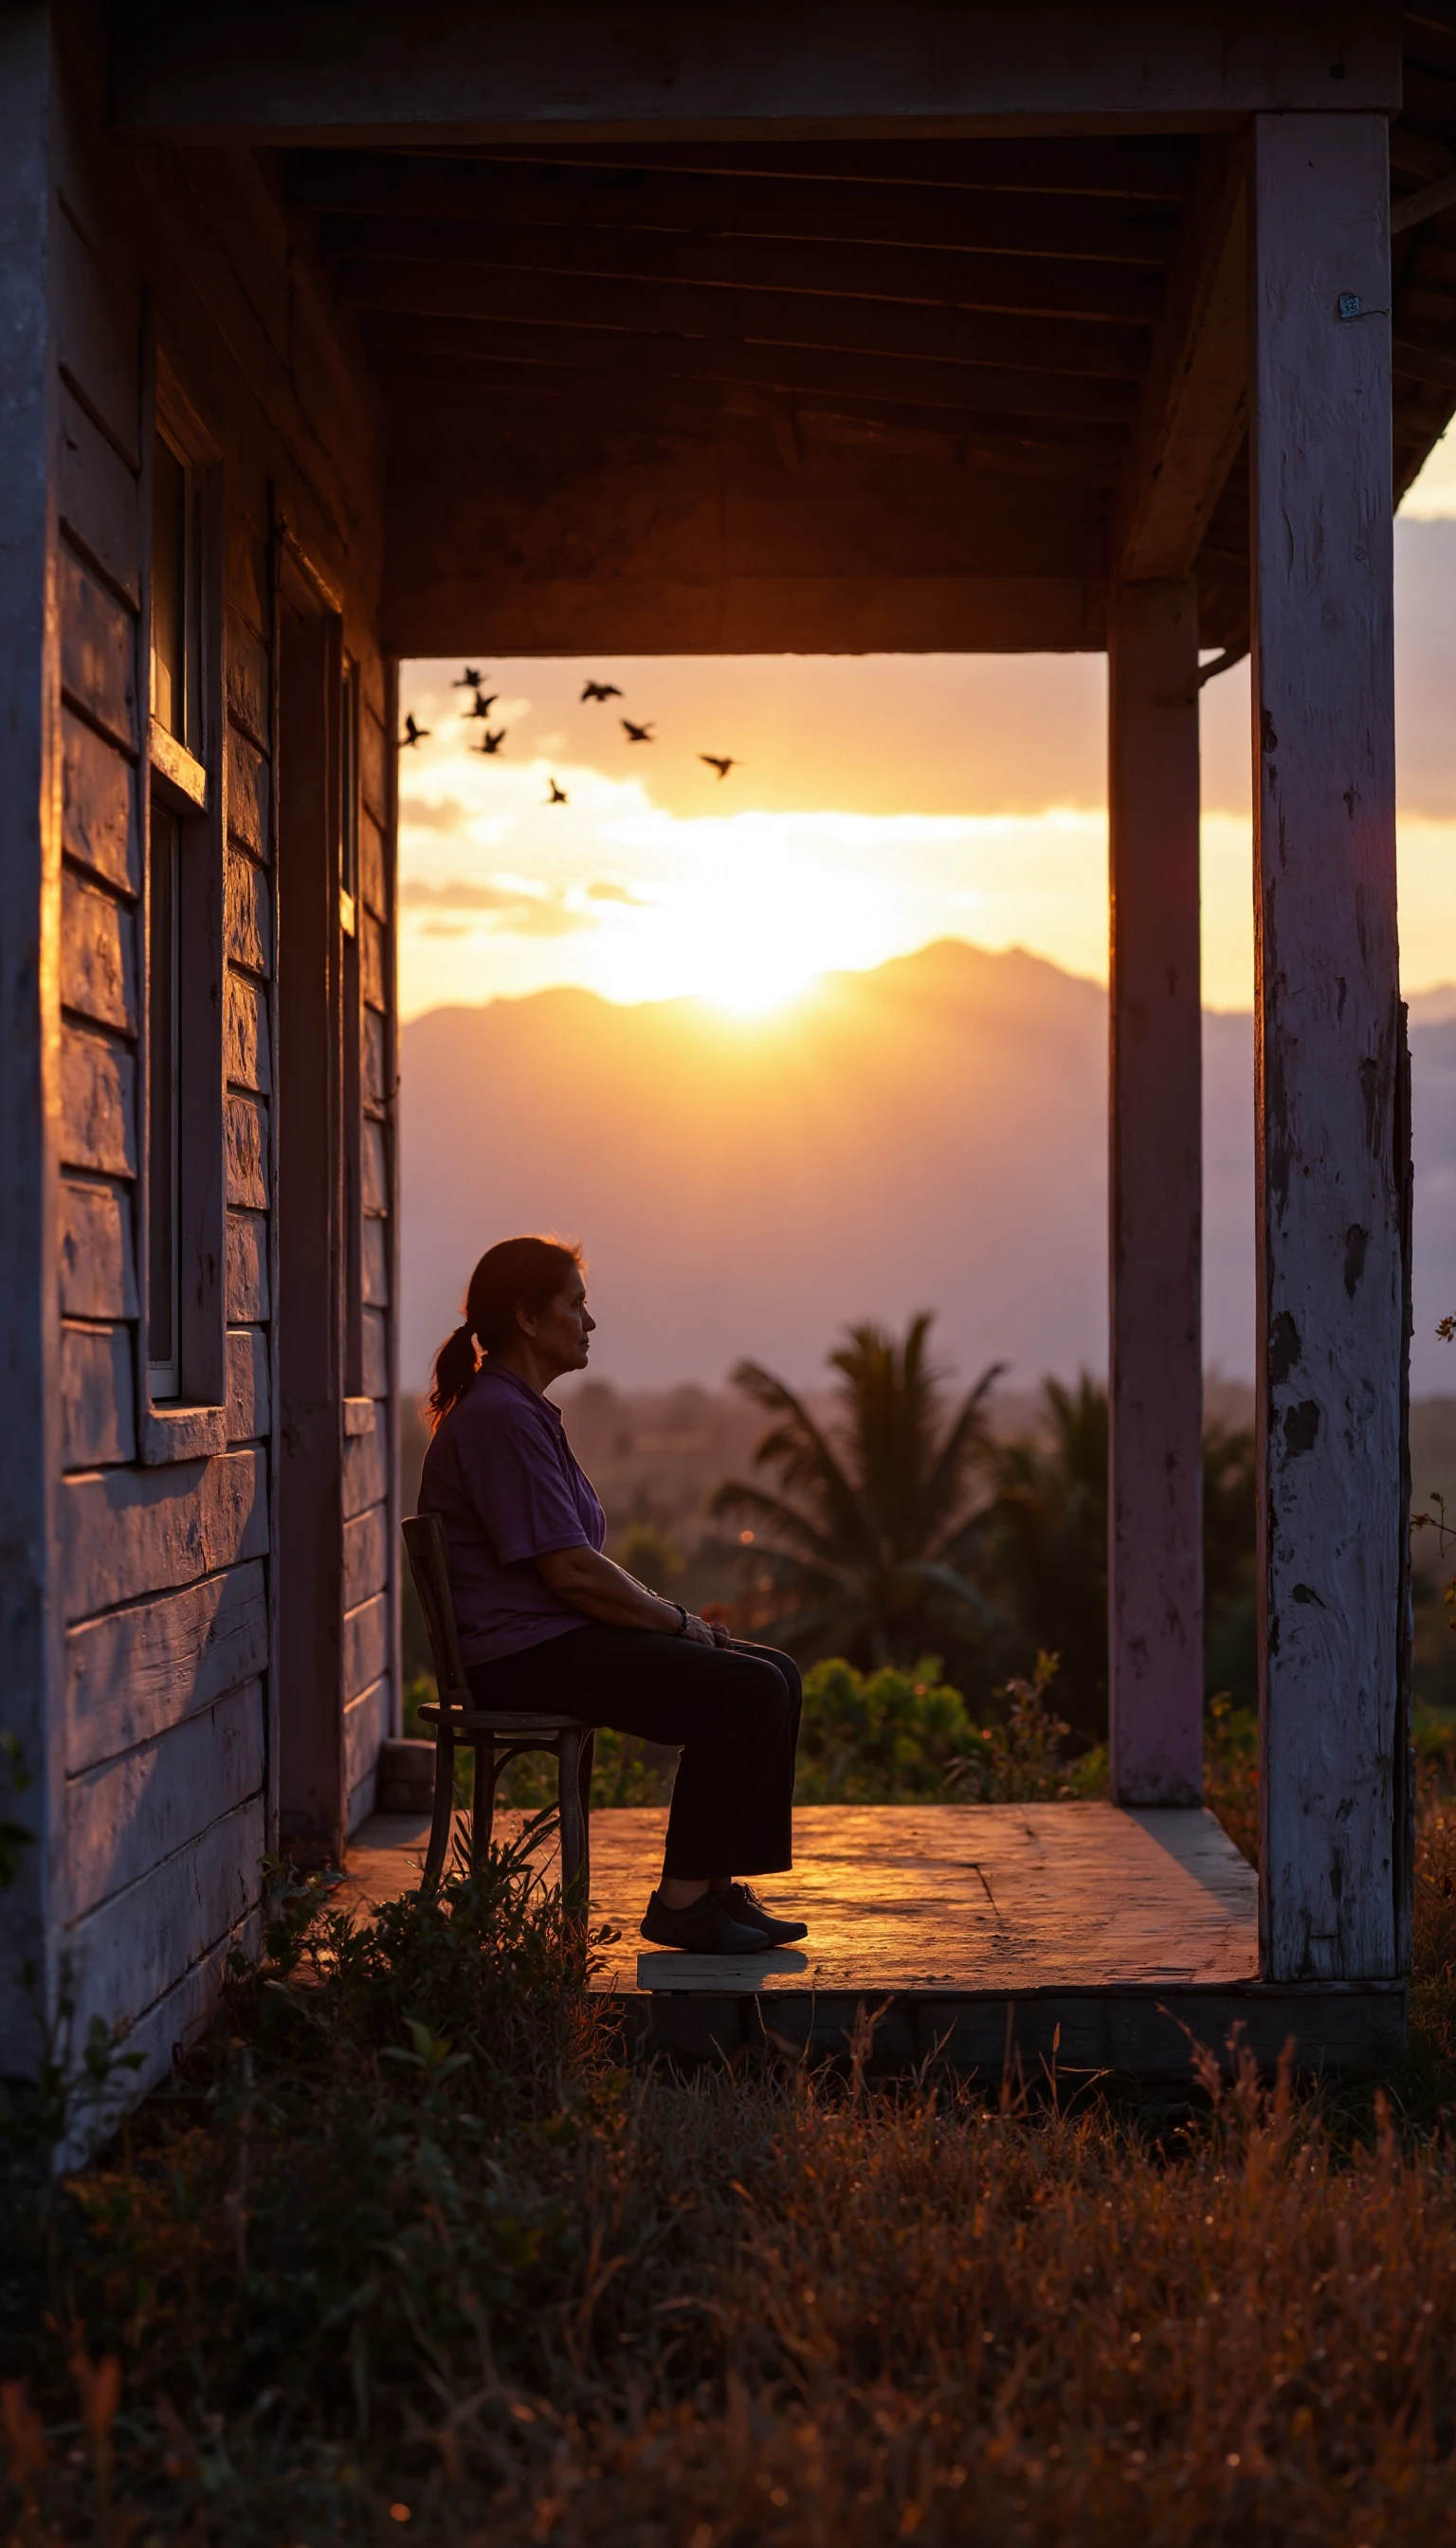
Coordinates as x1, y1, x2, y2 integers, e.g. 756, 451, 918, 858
423, 1722, 456, 1893
577, 1728, 594, 1902
470, 1737, 498, 1874
558, 1728, 587, 1912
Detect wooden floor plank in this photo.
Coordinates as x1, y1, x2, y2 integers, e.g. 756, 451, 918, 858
339, 1803, 1404, 2077
342, 1800, 1259, 1995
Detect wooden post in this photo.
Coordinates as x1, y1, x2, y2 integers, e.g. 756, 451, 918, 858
1107, 579, 1204, 1807
1249, 114, 1406, 1984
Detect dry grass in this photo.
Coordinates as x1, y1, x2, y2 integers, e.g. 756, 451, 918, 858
6, 1774, 1456, 2545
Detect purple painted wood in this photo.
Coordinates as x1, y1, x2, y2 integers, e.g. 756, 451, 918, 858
1107, 578, 1204, 1807
1249, 113, 1406, 1985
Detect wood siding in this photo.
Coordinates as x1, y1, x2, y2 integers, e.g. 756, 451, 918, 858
38, 45, 393, 2121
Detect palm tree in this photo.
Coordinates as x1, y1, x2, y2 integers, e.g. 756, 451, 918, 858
709, 1314, 1004, 1667
981, 1374, 1108, 1738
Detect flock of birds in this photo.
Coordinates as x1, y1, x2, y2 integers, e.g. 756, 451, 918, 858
401, 666, 742, 806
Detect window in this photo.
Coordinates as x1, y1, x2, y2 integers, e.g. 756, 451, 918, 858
143, 376, 225, 1444
340, 655, 359, 932
150, 429, 202, 755
147, 807, 182, 1397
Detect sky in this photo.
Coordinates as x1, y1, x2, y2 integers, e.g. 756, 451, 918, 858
397, 432, 1456, 1023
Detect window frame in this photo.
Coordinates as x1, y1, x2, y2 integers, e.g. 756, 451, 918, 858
139, 348, 228, 1462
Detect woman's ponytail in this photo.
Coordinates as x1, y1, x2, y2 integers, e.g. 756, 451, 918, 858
427, 1321, 479, 1429
425, 1234, 586, 1432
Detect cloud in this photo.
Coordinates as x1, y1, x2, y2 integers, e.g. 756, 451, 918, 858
586, 879, 648, 905
401, 878, 531, 910
399, 794, 472, 833
399, 874, 598, 938
511, 901, 599, 938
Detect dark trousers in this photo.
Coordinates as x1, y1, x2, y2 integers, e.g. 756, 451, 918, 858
465, 1629, 801, 1880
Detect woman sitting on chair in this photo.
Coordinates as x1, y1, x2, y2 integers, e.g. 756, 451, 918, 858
419, 1234, 806, 1955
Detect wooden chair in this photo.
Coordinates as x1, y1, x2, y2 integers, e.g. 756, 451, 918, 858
401, 1513, 594, 1901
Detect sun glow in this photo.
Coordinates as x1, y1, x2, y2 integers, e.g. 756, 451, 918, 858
397, 645, 1456, 1021
643, 832, 854, 1013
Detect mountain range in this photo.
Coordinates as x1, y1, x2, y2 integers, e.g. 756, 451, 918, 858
400, 938, 1456, 1399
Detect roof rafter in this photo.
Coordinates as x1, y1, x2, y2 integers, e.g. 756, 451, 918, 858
337, 255, 1150, 382
1115, 143, 1247, 584
290, 152, 1182, 265
360, 308, 1139, 422
317, 209, 1165, 327
377, 352, 1130, 479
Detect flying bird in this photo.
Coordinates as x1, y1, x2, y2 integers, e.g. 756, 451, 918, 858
546, 778, 568, 805
465, 691, 499, 718
452, 665, 484, 688
621, 719, 654, 743
472, 728, 507, 755
581, 680, 622, 702
699, 755, 741, 781
401, 714, 429, 748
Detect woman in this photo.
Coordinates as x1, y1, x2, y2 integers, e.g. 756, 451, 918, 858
419, 1235, 806, 1954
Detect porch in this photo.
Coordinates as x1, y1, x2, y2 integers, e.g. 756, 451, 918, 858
340, 1803, 1404, 2077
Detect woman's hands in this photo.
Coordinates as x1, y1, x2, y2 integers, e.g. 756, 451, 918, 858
681, 1611, 731, 1649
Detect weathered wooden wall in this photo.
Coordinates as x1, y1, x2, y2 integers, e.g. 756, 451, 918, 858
0, 12, 64, 2084
9, 17, 398, 2111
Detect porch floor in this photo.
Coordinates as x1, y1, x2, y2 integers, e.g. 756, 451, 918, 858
341, 1802, 1404, 2079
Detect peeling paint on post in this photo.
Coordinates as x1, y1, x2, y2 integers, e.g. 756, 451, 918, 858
1107, 577, 1204, 1807
1249, 113, 1406, 1984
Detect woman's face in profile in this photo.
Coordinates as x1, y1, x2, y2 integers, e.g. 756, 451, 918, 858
526, 1273, 595, 1377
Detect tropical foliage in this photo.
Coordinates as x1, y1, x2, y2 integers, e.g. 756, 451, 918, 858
708, 1313, 1003, 1669
794, 1649, 1105, 1805
978, 1373, 1109, 1737
711, 1333, 1258, 1739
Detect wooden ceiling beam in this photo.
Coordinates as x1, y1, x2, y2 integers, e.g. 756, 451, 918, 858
290, 152, 1182, 265
111, 0, 1404, 140
358, 308, 1139, 421
337, 253, 1150, 381
1115, 146, 1247, 582
317, 209, 1165, 326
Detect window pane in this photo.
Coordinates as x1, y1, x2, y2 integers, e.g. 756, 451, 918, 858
148, 808, 180, 1390
151, 435, 186, 738
341, 664, 358, 900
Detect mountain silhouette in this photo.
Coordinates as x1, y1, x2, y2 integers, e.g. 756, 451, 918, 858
401, 939, 1456, 1397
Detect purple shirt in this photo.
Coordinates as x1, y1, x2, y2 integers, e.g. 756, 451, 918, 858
419, 1361, 607, 1666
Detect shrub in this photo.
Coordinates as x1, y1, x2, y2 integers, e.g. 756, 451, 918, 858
795, 1650, 1103, 1805
794, 1655, 978, 1800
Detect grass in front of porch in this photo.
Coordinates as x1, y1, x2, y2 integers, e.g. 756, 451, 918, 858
6, 1755, 1456, 2542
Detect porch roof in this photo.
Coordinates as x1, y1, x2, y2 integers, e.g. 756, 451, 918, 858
109, 5, 1456, 657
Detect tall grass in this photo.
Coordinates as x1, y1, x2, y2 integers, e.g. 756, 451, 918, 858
5, 1783, 1456, 2542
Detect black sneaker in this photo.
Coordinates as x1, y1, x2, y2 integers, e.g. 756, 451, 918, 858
640, 1890, 768, 1954
725, 1882, 809, 1945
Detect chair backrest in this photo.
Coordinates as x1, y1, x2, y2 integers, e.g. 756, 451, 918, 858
402, 1513, 473, 1714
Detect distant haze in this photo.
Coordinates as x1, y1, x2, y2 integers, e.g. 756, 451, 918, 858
401, 939, 1456, 1398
